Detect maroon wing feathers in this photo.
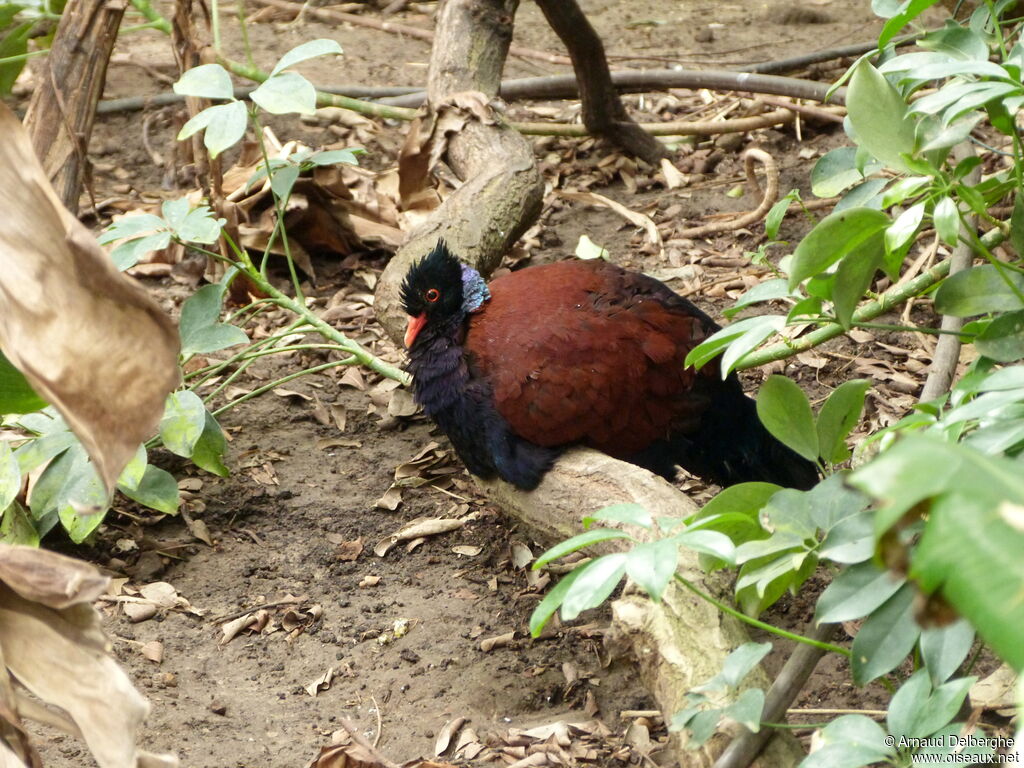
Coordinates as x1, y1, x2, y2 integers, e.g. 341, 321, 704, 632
465, 260, 713, 458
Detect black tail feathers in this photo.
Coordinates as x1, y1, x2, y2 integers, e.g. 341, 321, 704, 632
641, 376, 820, 491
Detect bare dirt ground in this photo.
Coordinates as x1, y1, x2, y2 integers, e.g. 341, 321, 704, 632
11, 1, 943, 765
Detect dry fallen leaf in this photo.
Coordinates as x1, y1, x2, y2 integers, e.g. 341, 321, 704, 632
0, 103, 180, 492
374, 517, 467, 557
140, 640, 164, 664
0, 543, 178, 766
305, 666, 335, 697
434, 717, 468, 757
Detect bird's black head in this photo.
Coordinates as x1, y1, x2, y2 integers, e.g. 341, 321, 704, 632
400, 240, 489, 347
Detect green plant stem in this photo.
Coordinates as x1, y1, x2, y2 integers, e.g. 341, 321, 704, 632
238, 0, 255, 69
250, 110, 304, 303
188, 243, 410, 385
736, 227, 1007, 371
127, 0, 171, 33
851, 321, 976, 337
673, 574, 852, 657
120, 20, 170, 33
762, 721, 831, 730
0, 49, 47, 65
211, 0, 221, 52
218, 57, 418, 121
187, 341, 345, 383
211, 358, 353, 416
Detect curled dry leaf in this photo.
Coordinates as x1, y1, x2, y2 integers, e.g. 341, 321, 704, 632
374, 517, 467, 557
479, 631, 515, 652
434, 716, 468, 757
451, 545, 482, 557
0, 544, 177, 766
0, 103, 180, 493
374, 486, 403, 512
0, 544, 109, 609
305, 666, 335, 697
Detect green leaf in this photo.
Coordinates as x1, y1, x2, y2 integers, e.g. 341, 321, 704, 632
932, 196, 960, 247
0, 500, 39, 546
307, 147, 364, 167
788, 208, 891, 288
851, 582, 920, 685
57, 459, 110, 544
696, 482, 781, 525
934, 264, 1024, 316
583, 502, 651, 529
173, 63, 234, 100
818, 511, 874, 563
912, 491, 1024, 671
681, 709, 721, 749
533, 528, 632, 569
625, 538, 679, 601
560, 553, 628, 621
815, 561, 905, 626
724, 279, 794, 319
878, 0, 944, 47
110, 231, 172, 271
835, 178, 889, 212
832, 232, 884, 328
889, 669, 974, 740
159, 390, 207, 458
175, 206, 224, 243
976, 310, 1024, 362
269, 38, 343, 77
811, 148, 882, 198
98, 213, 166, 243
673, 529, 737, 564
756, 376, 818, 462
15, 429, 76, 476
693, 642, 772, 692
190, 412, 229, 477
724, 687, 765, 731
529, 565, 583, 636
880, 176, 930, 208
685, 315, 785, 372
0, 350, 46, 413
270, 163, 300, 201
118, 464, 180, 515
720, 315, 787, 375
800, 715, 894, 768
846, 62, 917, 172
0, 22, 32, 95
117, 444, 147, 492
1010, 193, 1024, 258
250, 72, 317, 115
764, 190, 797, 239
816, 380, 870, 464
0, 441, 20, 512
179, 283, 250, 357
202, 101, 249, 158
884, 201, 925, 253
920, 620, 975, 684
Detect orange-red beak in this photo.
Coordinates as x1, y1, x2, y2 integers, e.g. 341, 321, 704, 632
404, 312, 427, 348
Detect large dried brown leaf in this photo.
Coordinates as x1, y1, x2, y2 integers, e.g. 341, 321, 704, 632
0, 549, 177, 766
0, 544, 109, 609
0, 103, 180, 493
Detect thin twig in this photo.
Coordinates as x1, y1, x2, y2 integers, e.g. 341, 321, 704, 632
919, 146, 980, 402
370, 694, 383, 748
713, 623, 840, 768
338, 717, 401, 768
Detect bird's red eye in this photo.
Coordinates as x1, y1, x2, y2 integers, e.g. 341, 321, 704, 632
425, 288, 441, 303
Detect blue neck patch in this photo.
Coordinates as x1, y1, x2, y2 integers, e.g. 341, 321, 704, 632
461, 264, 490, 313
